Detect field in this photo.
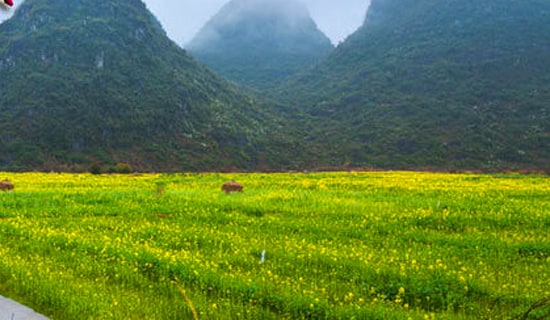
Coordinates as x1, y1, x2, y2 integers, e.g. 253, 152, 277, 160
0, 172, 548, 319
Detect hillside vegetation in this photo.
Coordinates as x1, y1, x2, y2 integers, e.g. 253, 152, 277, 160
279, 0, 549, 171
0, 0, 547, 172
0, 0, 304, 172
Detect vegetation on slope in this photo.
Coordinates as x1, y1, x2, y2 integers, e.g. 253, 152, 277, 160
1, 0, 547, 172
0, 0, 304, 172
279, 0, 549, 171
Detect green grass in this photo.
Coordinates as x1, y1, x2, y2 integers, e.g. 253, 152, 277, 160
0, 172, 548, 319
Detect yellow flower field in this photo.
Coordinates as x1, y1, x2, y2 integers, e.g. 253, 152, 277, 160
0, 172, 548, 319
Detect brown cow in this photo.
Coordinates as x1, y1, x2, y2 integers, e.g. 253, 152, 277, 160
0, 179, 14, 191
221, 180, 243, 193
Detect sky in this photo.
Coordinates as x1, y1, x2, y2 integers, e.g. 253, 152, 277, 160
1, 0, 371, 46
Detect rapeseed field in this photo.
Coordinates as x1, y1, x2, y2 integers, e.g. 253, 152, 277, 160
0, 172, 548, 319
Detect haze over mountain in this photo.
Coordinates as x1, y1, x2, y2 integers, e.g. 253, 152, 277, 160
141, 0, 370, 46
188, 0, 334, 90
280, 0, 550, 170
0, 0, 302, 171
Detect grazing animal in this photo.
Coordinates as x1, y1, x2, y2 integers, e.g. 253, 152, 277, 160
0, 179, 14, 191
221, 180, 243, 193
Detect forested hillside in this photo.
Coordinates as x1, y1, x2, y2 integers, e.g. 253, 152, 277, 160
0, 0, 303, 171
1, 0, 547, 172
279, 0, 549, 171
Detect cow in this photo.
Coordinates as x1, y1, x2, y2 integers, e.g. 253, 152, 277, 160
221, 180, 243, 193
0, 179, 14, 191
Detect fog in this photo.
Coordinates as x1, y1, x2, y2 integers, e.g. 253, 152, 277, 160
1, 0, 371, 46
186, 0, 320, 51
143, 0, 371, 46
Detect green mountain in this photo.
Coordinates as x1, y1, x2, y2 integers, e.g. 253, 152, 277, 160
0, 0, 302, 171
187, 0, 334, 91
280, 0, 550, 171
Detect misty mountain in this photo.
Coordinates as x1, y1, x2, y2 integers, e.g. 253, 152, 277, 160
187, 0, 334, 91
0, 0, 303, 171
279, 0, 550, 170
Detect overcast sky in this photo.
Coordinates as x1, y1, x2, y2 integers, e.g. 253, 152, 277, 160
2, 0, 371, 46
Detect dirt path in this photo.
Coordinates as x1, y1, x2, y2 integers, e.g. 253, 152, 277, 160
0, 296, 49, 320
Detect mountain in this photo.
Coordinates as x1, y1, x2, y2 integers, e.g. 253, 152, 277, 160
279, 0, 550, 171
0, 0, 303, 172
187, 0, 334, 91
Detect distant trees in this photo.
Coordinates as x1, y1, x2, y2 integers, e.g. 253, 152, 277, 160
89, 162, 133, 174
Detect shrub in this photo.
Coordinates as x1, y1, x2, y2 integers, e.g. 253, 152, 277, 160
115, 163, 132, 174
88, 162, 102, 175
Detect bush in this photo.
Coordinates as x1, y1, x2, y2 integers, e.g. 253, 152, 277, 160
115, 163, 132, 174
88, 162, 102, 175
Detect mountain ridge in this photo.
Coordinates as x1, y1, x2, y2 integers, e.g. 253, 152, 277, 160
0, 0, 304, 171
277, 0, 549, 171
1, 0, 547, 172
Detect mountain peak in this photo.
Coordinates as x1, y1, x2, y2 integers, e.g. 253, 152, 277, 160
218, 0, 311, 24
188, 0, 333, 90
279, 0, 550, 170
0, 0, 299, 171
219, 0, 310, 16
